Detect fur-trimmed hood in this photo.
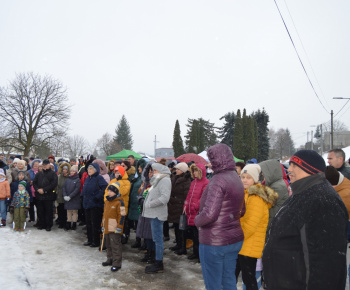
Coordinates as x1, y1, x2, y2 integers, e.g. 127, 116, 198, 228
93, 159, 108, 175
127, 166, 136, 176
190, 163, 206, 180
58, 162, 71, 175
248, 184, 279, 206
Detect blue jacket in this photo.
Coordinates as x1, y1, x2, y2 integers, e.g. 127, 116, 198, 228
81, 163, 108, 209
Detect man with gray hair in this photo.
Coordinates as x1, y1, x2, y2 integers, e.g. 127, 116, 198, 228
327, 148, 350, 179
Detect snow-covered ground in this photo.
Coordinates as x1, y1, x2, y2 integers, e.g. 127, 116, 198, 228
1, 220, 240, 290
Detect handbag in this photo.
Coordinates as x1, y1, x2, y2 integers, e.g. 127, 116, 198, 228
179, 214, 188, 230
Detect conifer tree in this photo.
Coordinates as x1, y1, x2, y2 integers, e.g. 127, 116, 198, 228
114, 115, 133, 150
172, 120, 186, 157
251, 108, 270, 161
233, 109, 244, 160
218, 112, 235, 151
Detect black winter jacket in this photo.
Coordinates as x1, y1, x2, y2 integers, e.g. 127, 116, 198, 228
33, 169, 58, 201
262, 173, 348, 290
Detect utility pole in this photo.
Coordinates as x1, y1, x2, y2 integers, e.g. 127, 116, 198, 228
154, 135, 159, 158
330, 110, 334, 150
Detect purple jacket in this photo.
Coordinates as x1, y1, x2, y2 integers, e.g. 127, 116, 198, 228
194, 144, 245, 246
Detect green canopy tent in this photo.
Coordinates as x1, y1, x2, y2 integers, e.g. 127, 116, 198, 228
106, 150, 142, 161
234, 156, 245, 163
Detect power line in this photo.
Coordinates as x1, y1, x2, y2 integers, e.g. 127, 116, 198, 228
283, 0, 330, 110
273, 0, 330, 114
334, 99, 350, 118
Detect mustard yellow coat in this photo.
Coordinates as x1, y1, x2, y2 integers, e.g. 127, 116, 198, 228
104, 172, 131, 214
239, 184, 278, 258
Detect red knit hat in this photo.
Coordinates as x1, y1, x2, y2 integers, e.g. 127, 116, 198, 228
114, 165, 125, 177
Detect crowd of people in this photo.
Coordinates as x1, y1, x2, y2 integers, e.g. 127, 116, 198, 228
0, 147, 350, 289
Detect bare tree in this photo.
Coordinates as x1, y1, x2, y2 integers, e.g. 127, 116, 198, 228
0, 72, 71, 156
98, 132, 122, 157
66, 135, 88, 158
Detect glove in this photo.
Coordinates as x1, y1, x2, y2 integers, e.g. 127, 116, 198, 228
9, 206, 14, 214
115, 228, 122, 234
64, 196, 71, 202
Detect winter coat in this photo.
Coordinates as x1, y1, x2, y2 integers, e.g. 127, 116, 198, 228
62, 174, 81, 210
93, 159, 110, 184
6, 163, 16, 184
104, 172, 131, 214
334, 176, 350, 218
10, 190, 30, 208
259, 159, 289, 225
168, 171, 192, 223
194, 143, 245, 246
56, 162, 71, 204
33, 168, 58, 201
10, 180, 32, 202
102, 194, 125, 234
239, 184, 278, 258
184, 164, 209, 226
338, 163, 350, 180
143, 164, 171, 221
127, 166, 136, 182
81, 163, 108, 209
11, 166, 31, 183
128, 176, 143, 221
262, 173, 348, 290
0, 180, 10, 200
136, 185, 153, 239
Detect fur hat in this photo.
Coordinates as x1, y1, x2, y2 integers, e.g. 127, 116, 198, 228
289, 150, 326, 175
174, 162, 188, 173
325, 166, 344, 186
17, 160, 26, 167
241, 164, 261, 183
18, 180, 27, 189
13, 158, 21, 164
107, 182, 120, 194
114, 165, 125, 177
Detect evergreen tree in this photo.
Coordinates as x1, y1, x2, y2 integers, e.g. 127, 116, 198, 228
113, 115, 133, 150
285, 128, 296, 156
172, 120, 186, 157
233, 109, 244, 160
218, 112, 235, 151
251, 108, 270, 161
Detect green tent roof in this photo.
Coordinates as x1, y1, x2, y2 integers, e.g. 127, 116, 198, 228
234, 156, 244, 163
106, 150, 142, 160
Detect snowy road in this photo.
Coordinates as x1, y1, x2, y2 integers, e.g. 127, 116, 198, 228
0, 223, 216, 290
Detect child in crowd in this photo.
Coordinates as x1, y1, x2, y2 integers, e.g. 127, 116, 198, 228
0, 168, 10, 226
101, 182, 126, 272
10, 180, 30, 231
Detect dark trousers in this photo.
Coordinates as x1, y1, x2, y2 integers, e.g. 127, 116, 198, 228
163, 220, 169, 238
235, 254, 258, 290
29, 197, 36, 221
123, 215, 130, 236
105, 233, 122, 267
57, 203, 67, 227
36, 199, 53, 229
85, 207, 103, 245
174, 222, 185, 249
78, 197, 85, 223
186, 226, 199, 256
145, 238, 155, 250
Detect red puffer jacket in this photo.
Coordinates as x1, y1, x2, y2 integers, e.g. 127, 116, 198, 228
194, 144, 245, 246
184, 163, 209, 226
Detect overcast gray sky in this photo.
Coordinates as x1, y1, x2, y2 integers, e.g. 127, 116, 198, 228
1, 0, 349, 155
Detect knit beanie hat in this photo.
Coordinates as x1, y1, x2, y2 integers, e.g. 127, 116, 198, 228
107, 182, 120, 194
114, 165, 125, 177
13, 158, 21, 164
42, 159, 50, 165
48, 155, 55, 161
241, 164, 261, 183
289, 150, 326, 175
88, 164, 97, 172
18, 180, 27, 189
174, 162, 188, 173
325, 166, 344, 186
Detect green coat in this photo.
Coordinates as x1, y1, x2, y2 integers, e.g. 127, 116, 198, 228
128, 176, 142, 221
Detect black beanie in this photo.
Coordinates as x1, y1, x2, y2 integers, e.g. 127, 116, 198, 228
325, 166, 340, 185
289, 150, 326, 175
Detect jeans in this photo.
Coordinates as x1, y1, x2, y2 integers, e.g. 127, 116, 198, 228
150, 217, 164, 261
199, 240, 243, 290
0, 200, 7, 220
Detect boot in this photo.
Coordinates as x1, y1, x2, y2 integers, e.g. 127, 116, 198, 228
121, 234, 129, 244
169, 245, 180, 251
64, 222, 71, 231
147, 250, 155, 264
71, 222, 77, 230
1, 219, 6, 226
131, 237, 141, 248
140, 250, 151, 263
187, 254, 199, 260
102, 258, 113, 266
145, 260, 164, 274
175, 235, 187, 255
140, 240, 147, 251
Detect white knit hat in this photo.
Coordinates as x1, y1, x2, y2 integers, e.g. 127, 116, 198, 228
174, 162, 189, 173
241, 164, 261, 183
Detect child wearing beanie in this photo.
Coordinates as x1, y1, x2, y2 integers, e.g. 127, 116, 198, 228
10, 181, 30, 231
101, 182, 126, 272
236, 164, 278, 289
0, 168, 10, 226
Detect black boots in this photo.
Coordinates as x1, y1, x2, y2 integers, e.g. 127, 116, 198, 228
131, 237, 141, 248
140, 250, 151, 263
140, 250, 155, 264
169, 245, 180, 251
102, 258, 113, 266
72, 222, 77, 230
65, 222, 71, 231
145, 260, 164, 274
